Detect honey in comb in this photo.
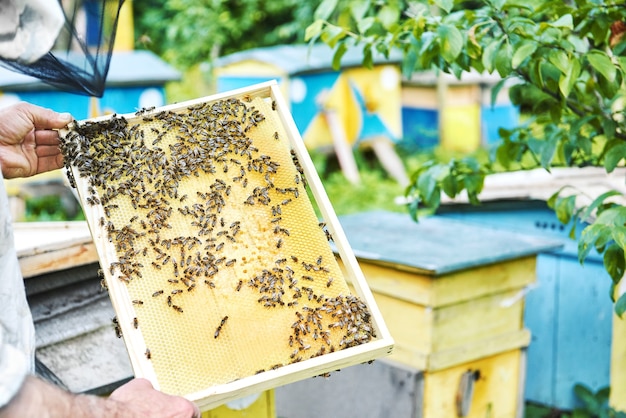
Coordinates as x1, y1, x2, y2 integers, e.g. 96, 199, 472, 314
60, 97, 376, 395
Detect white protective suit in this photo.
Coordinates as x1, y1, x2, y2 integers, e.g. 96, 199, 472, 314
0, 0, 64, 407
0, 170, 36, 407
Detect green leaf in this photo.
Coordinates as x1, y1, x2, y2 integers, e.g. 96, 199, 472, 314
495, 41, 513, 77
441, 174, 459, 198
363, 44, 373, 69
604, 243, 625, 284
548, 50, 570, 74
482, 38, 503, 73
588, 50, 616, 82
547, 187, 566, 209
580, 190, 623, 222
611, 282, 617, 302
324, 24, 349, 48
596, 386, 610, 403
554, 195, 576, 224
402, 48, 418, 78
512, 41, 537, 69
604, 142, 626, 172
357, 17, 375, 34
408, 197, 420, 222
437, 24, 463, 62
574, 383, 599, 411
332, 42, 348, 70
378, 5, 400, 29
489, 78, 508, 108
579, 224, 608, 263
550, 13, 573, 29
314, 0, 338, 20
594, 206, 626, 226
349, 0, 369, 21
559, 57, 580, 98
616, 292, 626, 318
305, 19, 324, 42
433, 0, 454, 13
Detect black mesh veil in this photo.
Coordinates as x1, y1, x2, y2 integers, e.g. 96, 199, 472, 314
0, 0, 124, 97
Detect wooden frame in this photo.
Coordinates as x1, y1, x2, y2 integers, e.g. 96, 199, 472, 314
61, 80, 393, 410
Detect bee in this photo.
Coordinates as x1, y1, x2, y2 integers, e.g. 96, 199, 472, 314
171, 289, 183, 294
172, 305, 183, 313
317, 256, 323, 265
145, 348, 151, 359
274, 131, 279, 140
132, 300, 144, 305
152, 290, 164, 297
133, 317, 139, 329
236, 280, 243, 291
276, 238, 283, 249
214, 315, 229, 338
326, 277, 334, 288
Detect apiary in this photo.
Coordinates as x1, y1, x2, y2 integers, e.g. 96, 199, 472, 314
58, 81, 392, 410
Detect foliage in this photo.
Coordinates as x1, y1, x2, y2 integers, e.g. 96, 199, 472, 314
525, 384, 626, 417
133, 0, 320, 69
24, 195, 84, 222
307, 148, 422, 216
570, 384, 626, 418
307, 0, 626, 313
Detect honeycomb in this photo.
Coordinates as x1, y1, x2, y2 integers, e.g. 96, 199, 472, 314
59, 93, 376, 397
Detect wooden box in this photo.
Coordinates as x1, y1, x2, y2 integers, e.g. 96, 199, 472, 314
58, 81, 393, 410
335, 211, 562, 372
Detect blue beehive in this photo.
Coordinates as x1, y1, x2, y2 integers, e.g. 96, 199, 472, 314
436, 169, 617, 411
214, 44, 404, 151
401, 71, 520, 152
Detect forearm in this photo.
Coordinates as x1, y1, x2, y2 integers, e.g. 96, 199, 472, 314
0, 376, 124, 418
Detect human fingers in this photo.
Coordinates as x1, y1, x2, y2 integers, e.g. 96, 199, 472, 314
110, 378, 200, 418
14, 102, 72, 130
36, 151, 64, 174
34, 129, 61, 146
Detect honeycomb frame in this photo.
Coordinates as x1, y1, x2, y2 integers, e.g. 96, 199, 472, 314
59, 81, 393, 410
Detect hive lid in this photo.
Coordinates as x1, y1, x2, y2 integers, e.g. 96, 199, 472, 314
338, 211, 563, 275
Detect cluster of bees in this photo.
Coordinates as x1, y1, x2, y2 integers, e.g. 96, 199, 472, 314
59, 96, 375, 382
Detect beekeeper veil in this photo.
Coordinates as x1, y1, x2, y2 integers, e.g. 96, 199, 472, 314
0, 0, 123, 97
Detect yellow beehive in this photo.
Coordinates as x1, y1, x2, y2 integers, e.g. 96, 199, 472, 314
59, 81, 392, 410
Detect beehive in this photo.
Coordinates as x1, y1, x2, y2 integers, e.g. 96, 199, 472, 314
58, 81, 392, 410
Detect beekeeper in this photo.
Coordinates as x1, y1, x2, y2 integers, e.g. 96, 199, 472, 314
0, 1, 199, 416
